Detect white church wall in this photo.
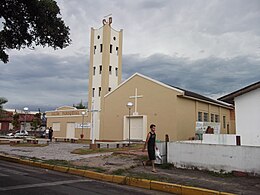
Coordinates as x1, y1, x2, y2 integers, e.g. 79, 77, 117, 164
235, 88, 260, 146
167, 142, 260, 175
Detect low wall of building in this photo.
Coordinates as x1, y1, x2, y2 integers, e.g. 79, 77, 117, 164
202, 134, 239, 145
165, 142, 260, 175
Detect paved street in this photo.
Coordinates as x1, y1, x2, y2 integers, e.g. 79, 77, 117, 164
0, 160, 171, 195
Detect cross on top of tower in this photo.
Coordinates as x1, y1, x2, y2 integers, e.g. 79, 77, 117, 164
102, 14, 112, 25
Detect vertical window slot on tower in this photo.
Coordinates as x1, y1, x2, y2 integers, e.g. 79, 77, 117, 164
110, 44, 112, 53
99, 87, 101, 97
115, 67, 118, 76
94, 45, 96, 54
109, 66, 112, 74
99, 65, 102, 74
92, 88, 95, 97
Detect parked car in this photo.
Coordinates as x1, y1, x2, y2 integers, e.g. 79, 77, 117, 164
7, 130, 28, 137
40, 129, 49, 138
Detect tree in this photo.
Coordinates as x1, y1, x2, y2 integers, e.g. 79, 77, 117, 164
73, 100, 87, 109
0, 97, 8, 118
31, 112, 41, 131
0, 97, 7, 109
12, 113, 20, 130
0, 0, 71, 63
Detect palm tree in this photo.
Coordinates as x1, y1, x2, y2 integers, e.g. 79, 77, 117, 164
0, 97, 8, 118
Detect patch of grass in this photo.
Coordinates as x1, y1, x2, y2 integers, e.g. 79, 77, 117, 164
11, 143, 48, 147
43, 159, 71, 167
125, 171, 170, 182
76, 165, 106, 173
71, 144, 143, 155
40, 159, 107, 173
112, 168, 126, 175
71, 148, 115, 155
91, 167, 106, 173
207, 169, 233, 178
134, 155, 147, 161
75, 140, 92, 144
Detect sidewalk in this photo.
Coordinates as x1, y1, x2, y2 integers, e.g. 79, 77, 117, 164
0, 143, 259, 194
117, 149, 260, 195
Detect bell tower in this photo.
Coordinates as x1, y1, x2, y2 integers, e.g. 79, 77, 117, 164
88, 17, 123, 140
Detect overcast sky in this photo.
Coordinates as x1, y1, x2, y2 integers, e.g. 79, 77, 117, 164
1, 0, 260, 111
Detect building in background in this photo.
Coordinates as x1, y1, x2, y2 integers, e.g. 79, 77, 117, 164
218, 81, 260, 146
46, 106, 88, 139
0, 109, 35, 133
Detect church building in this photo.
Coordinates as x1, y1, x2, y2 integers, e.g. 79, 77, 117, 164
46, 18, 235, 142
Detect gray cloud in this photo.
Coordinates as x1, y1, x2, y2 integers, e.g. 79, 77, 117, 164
122, 53, 260, 98
1, 0, 260, 111
1, 53, 89, 111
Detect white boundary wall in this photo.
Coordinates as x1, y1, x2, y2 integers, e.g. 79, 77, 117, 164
202, 134, 238, 145
167, 142, 260, 175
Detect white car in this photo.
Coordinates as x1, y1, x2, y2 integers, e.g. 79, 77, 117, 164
7, 130, 28, 137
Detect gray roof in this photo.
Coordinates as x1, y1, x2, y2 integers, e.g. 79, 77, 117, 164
167, 84, 232, 108
218, 81, 260, 104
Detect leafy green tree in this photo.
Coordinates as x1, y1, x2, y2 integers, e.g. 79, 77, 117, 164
31, 113, 42, 130
12, 113, 20, 130
73, 100, 87, 109
0, 0, 71, 63
0, 97, 8, 118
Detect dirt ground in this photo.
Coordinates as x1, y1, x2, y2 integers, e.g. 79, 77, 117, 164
70, 151, 260, 195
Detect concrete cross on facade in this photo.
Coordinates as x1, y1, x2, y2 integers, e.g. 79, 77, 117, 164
129, 88, 143, 115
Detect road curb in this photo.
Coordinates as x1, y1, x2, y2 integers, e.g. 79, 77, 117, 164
151, 180, 182, 194
112, 175, 126, 184
0, 154, 235, 195
68, 167, 85, 176
126, 177, 151, 189
53, 165, 69, 173
40, 163, 54, 170
181, 185, 219, 195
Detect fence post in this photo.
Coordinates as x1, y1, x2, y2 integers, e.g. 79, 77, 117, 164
165, 134, 169, 163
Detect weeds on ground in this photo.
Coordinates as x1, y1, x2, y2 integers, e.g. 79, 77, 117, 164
43, 159, 71, 167
207, 169, 233, 178
112, 168, 126, 175
11, 143, 48, 147
124, 171, 170, 182
41, 159, 107, 173
71, 144, 143, 155
73, 165, 106, 173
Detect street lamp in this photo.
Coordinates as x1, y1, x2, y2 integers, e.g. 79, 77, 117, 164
126, 102, 133, 146
23, 107, 29, 132
81, 111, 86, 139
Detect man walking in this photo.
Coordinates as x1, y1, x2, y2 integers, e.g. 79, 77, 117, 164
142, 124, 157, 172
48, 127, 53, 142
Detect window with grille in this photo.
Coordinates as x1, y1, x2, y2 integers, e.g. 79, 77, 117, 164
198, 112, 202, 122
210, 114, 214, 122
204, 113, 208, 122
